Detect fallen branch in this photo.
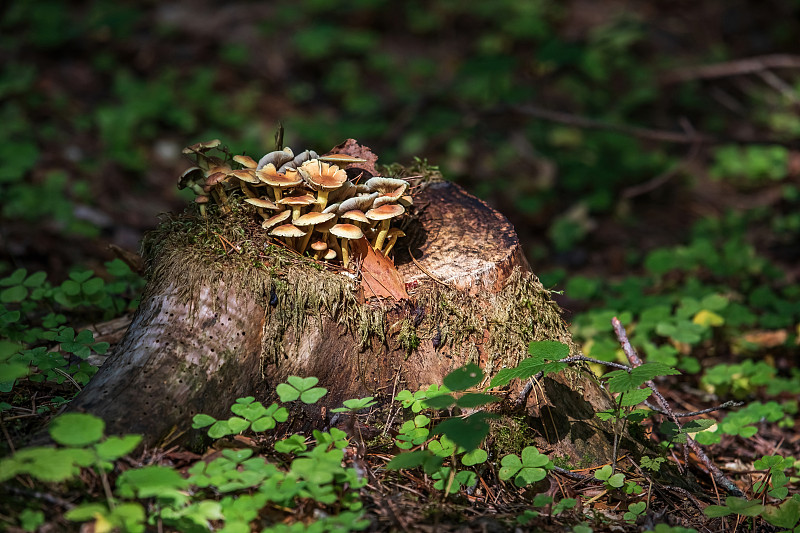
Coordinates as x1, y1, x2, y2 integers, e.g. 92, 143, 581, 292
611, 317, 744, 497
660, 54, 800, 84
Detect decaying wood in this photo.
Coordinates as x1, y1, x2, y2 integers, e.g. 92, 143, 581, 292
65, 177, 626, 467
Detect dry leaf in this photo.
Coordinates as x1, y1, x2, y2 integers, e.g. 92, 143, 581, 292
326, 138, 379, 176
351, 237, 409, 301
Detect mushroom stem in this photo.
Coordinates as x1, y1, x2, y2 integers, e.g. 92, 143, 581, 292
373, 220, 390, 250
315, 190, 331, 212
383, 235, 399, 256
240, 183, 258, 198
271, 187, 283, 202
340, 238, 350, 269
298, 226, 314, 255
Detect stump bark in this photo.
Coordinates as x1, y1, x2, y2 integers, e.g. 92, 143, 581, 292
67, 179, 624, 465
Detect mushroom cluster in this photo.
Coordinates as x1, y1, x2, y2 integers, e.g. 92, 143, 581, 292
178, 141, 411, 269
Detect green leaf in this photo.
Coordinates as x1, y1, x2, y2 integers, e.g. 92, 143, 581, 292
22, 271, 46, 288
762, 496, 800, 529
69, 270, 94, 283
1, 285, 27, 303
231, 401, 268, 421
724, 497, 765, 517
432, 412, 495, 451
94, 435, 142, 461
0, 269, 27, 286
528, 340, 570, 360
461, 448, 488, 466
275, 382, 300, 402
61, 280, 81, 296
423, 394, 455, 409
300, 386, 327, 404
456, 392, 500, 408
49, 413, 105, 446
0, 361, 29, 382
192, 413, 216, 428
65, 503, 108, 521
116, 465, 189, 499
386, 450, 431, 470
606, 363, 680, 393
82, 277, 104, 295
618, 387, 651, 407
443, 364, 484, 391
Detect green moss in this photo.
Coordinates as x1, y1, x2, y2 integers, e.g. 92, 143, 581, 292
141, 174, 573, 381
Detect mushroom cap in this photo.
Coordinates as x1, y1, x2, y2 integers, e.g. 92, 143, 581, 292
311, 240, 328, 252
233, 154, 258, 169
324, 249, 338, 260
399, 194, 414, 207
182, 139, 221, 154
262, 209, 291, 229
270, 224, 307, 238
364, 177, 408, 195
205, 171, 230, 187
231, 169, 260, 184
366, 203, 405, 221
257, 164, 304, 188
294, 211, 336, 228
318, 154, 368, 165
330, 223, 364, 240
281, 149, 319, 172
338, 192, 378, 214
341, 209, 368, 224
245, 197, 279, 210
278, 193, 316, 207
178, 166, 205, 188
298, 160, 348, 191
372, 195, 401, 208
195, 195, 210, 204
256, 147, 294, 170
327, 181, 357, 205
316, 218, 338, 232
386, 228, 406, 238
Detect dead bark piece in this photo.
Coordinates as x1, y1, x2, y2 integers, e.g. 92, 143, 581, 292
62, 178, 624, 469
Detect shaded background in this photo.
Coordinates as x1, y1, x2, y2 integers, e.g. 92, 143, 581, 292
2, 0, 800, 287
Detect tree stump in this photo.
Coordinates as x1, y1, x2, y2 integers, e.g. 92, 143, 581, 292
66, 176, 623, 465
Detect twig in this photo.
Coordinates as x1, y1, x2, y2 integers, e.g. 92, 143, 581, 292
622, 124, 702, 199
3, 484, 75, 509
407, 247, 448, 286
611, 317, 744, 497
561, 355, 632, 371
644, 400, 744, 417
512, 104, 800, 149
1, 413, 15, 454
660, 54, 800, 84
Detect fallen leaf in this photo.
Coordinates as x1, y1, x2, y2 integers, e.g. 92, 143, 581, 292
351, 237, 408, 301
326, 138, 379, 177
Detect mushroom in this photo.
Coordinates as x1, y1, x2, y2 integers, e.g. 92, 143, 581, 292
294, 211, 336, 255
256, 165, 304, 202
262, 209, 291, 230
338, 192, 378, 214
340, 209, 368, 230
310, 240, 328, 260
178, 166, 206, 196
245, 197, 279, 220
280, 149, 319, 172
323, 248, 338, 262
203, 171, 231, 210
330, 223, 363, 269
194, 194, 210, 217
269, 223, 306, 250
318, 154, 367, 165
231, 169, 260, 198
256, 147, 294, 170
233, 154, 258, 169
297, 160, 348, 211
382, 228, 406, 256
277, 193, 316, 221
365, 203, 405, 251
364, 177, 408, 196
